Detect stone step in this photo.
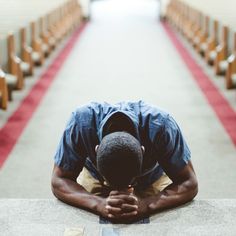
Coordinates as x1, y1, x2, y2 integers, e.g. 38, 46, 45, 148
1, 199, 236, 235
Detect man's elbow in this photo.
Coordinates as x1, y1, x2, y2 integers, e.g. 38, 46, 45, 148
51, 177, 61, 200
187, 177, 198, 201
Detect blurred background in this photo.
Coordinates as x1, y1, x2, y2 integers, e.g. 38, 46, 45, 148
0, 0, 235, 200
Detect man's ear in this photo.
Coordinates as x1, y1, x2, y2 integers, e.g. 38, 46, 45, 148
95, 145, 99, 153
141, 146, 145, 155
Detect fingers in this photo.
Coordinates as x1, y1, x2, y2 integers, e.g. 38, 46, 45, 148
106, 200, 138, 218
121, 203, 138, 212
109, 190, 119, 196
106, 198, 124, 207
109, 194, 138, 204
106, 202, 138, 218
109, 188, 134, 196
105, 193, 139, 220
106, 205, 122, 215
121, 210, 138, 217
106, 203, 138, 215
108, 210, 138, 219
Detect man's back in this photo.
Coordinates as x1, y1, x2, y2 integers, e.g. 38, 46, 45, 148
54, 100, 191, 190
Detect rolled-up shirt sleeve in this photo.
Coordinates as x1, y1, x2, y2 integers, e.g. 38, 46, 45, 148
54, 112, 86, 172
156, 115, 191, 176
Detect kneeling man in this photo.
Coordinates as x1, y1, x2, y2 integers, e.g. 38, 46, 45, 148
51, 101, 198, 222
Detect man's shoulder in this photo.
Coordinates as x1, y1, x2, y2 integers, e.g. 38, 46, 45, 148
73, 102, 104, 118
139, 102, 171, 125
72, 101, 174, 126
71, 102, 117, 128
139, 103, 183, 144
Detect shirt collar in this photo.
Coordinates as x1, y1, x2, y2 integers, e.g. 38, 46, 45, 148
98, 110, 140, 142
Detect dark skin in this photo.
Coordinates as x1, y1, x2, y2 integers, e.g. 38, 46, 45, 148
105, 161, 198, 222
51, 147, 198, 223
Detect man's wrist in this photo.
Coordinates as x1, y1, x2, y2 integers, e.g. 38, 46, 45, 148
142, 195, 161, 214
93, 195, 106, 215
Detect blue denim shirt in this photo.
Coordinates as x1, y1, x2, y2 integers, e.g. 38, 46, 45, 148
54, 101, 191, 190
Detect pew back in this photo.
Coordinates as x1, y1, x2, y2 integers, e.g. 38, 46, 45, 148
0, 37, 9, 72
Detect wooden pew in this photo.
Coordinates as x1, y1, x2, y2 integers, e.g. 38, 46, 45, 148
214, 25, 229, 75
180, 3, 189, 37
7, 33, 24, 90
205, 19, 219, 65
0, 0, 83, 110
0, 66, 18, 101
166, 0, 174, 24
183, 6, 194, 41
183, 6, 200, 44
169, 0, 180, 30
176, 0, 187, 34
42, 14, 57, 51
48, 9, 64, 45
31, 21, 44, 66
166, 0, 236, 91
0, 69, 8, 110
39, 17, 51, 57
46, 2, 78, 47
167, 0, 184, 36
196, 16, 209, 54
0, 36, 23, 100
225, 33, 236, 89
62, 4, 75, 36
176, 1, 184, 33
20, 27, 34, 76
189, 9, 202, 46
216, 30, 236, 77
7, 32, 32, 77
57, 6, 69, 39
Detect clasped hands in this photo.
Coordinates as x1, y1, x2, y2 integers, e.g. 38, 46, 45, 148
101, 188, 151, 222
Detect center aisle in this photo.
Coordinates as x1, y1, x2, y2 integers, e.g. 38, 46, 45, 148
0, 0, 236, 198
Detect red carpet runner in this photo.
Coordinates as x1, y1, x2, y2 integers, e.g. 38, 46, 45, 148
0, 23, 87, 168
162, 22, 236, 147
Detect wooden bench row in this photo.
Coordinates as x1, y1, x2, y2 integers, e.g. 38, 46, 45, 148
0, 0, 83, 110
165, 0, 236, 90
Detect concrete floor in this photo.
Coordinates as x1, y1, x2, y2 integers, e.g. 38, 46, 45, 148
1, 199, 236, 235
0, 0, 236, 200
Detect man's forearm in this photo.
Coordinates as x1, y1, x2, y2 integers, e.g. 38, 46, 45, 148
147, 179, 198, 213
51, 177, 102, 214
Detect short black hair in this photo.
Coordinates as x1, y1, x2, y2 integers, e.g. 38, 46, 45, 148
97, 131, 143, 189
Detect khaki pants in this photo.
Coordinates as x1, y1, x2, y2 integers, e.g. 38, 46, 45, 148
77, 168, 172, 198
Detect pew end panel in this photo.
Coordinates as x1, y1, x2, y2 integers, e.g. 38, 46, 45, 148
39, 17, 51, 57
1, 35, 22, 96
20, 28, 34, 76
7, 33, 24, 90
214, 26, 229, 75
225, 54, 236, 89
205, 20, 219, 65
196, 15, 209, 54
31, 21, 45, 66
218, 30, 236, 77
0, 69, 8, 110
